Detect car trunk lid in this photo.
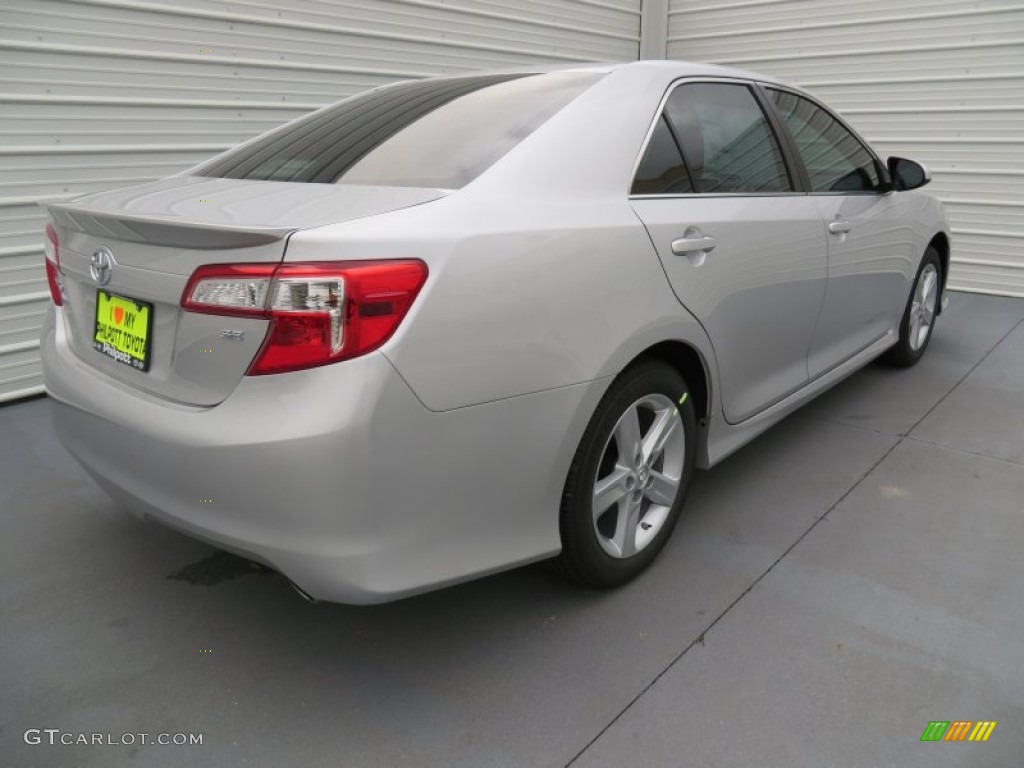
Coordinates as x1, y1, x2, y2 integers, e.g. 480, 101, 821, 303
42, 176, 447, 406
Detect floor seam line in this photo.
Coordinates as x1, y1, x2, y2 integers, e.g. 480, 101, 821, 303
905, 319, 1015, 438
803, 413, 900, 438
906, 317, 1024, 437
904, 435, 1024, 468
564, 436, 903, 767
566, 316, 1024, 768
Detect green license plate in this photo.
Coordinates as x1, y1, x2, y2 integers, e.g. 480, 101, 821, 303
93, 291, 153, 371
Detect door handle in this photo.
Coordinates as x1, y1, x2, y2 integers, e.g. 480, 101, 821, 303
671, 235, 717, 255
827, 217, 851, 235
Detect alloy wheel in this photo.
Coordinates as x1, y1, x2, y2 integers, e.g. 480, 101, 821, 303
591, 394, 686, 559
909, 262, 939, 352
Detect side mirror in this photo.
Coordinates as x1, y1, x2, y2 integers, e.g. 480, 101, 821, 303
887, 157, 931, 191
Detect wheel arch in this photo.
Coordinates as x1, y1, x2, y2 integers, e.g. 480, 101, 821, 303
928, 232, 951, 313
627, 340, 711, 425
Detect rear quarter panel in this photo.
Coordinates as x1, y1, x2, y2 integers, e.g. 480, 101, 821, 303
287, 193, 717, 413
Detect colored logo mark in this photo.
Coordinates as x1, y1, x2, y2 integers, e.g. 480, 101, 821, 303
921, 721, 997, 742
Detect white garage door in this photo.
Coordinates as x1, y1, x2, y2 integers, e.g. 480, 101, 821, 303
666, 0, 1024, 298
0, 0, 642, 402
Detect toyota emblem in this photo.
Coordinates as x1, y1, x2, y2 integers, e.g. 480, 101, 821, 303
90, 247, 114, 286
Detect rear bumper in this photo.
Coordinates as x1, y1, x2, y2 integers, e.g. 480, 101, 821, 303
42, 307, 601, 603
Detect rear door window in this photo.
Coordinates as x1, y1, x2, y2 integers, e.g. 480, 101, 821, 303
195, 72, 603, 189
663, 83, 793, 194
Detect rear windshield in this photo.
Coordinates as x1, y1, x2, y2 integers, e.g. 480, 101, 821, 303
194, 71, 603, 189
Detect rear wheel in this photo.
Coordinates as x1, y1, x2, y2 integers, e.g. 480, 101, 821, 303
554, 361, 696, 588
881, 246, 941, 367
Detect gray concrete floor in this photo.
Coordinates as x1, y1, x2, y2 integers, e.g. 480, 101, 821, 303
2, 292, 1023, 768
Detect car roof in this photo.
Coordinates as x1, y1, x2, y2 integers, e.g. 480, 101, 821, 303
423, 60, 794, 89
614, 59, 792, 87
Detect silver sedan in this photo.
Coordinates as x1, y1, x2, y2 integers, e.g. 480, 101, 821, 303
40, 61, 949, 603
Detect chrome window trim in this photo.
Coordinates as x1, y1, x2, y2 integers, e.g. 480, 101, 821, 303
631, 192, 808, 199
626, 76, 798, 200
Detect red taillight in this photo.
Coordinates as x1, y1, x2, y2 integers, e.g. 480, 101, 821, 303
181, 260, 428, 375
44, 223, 63, 306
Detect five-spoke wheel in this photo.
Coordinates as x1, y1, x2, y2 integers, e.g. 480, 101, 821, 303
909, 262, 939, 352
555, 361, 696, 587
592, 393, 686, 559
882, 245, 942, 367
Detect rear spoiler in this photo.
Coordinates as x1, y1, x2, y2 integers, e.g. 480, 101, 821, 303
41, 200, 294, 250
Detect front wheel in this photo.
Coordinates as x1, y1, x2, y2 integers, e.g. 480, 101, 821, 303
881, 245, 942, 367
554, 361, 696, 588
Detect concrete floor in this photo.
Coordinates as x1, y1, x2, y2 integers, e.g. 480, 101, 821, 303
2, 292, 1023, 768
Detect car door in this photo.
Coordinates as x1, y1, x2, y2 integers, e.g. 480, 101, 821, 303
765, 87, 918, 378
630, 80, 827, 424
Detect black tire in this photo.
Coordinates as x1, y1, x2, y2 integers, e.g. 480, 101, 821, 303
554, 360, 696, 588
880, 245, 942, 367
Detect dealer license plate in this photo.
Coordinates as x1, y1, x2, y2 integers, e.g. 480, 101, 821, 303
93, 291, 153, 371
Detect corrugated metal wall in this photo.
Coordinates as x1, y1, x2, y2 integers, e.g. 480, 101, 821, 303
0, 0, 642, 402
666, 0, 1024, 298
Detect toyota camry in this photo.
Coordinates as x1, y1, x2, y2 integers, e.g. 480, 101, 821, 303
40, 61, 950, 603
